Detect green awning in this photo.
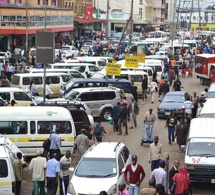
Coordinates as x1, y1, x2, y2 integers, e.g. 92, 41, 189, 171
133, 20, 148, 24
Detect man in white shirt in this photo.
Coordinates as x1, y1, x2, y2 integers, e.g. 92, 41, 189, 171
29, 150, 47, 195
182, 97, 194, 119
45, 81, 54, 99
150, 160, 168, 194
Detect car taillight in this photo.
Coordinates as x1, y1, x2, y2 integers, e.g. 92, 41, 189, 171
12, 181, 16, 193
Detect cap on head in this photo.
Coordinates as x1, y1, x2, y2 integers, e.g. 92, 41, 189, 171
159, 160, 165, 168
132, 155, 138, 160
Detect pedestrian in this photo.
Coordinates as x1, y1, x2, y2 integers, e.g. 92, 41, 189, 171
45, 81, 54, 99
169, 159, 180, 195
152, 70, 157, 82
132, 84, 138, 102
1, 78, 10, 87
50, 128, 62, 161
46, 153, 60, 195
183, 113, 191, 128
126, 92, 134, 120
6, 63, 14, 81
169, 67, 175, 86
111, 102, 120, 132
197, 101, 204, 117
165, 111, 177, 145
141, 75, 148, 100
202, 88, 208, 98
149, 136, 162, 171
149, 160, 168, 194
118, 182, 131, 195
149, 79, 158, 103
175, 118, 188, 152
29, 150, 47, 195
13, 152, 23, 195
172, 166, 191, 195
181, 62, 187, 78
118, 102, 128, 135
130, 99, 139, 129
93, 118, 107, 142
160, 80, 169, 100
158, 77, 165, 97
59, 150, 72, 195
144, 108, 156, 140
174, 62, 179, 78
74, 129, 89, 158
99, 191, 108, 195
188, 59, 194, 77
140, 179, 156, 195
155, 184, 165, 195
191, 91, 199, 118
182, 97, 194, 119
124, 155, 145, 195
172, 77, 181, 91
161, 69, 169, 82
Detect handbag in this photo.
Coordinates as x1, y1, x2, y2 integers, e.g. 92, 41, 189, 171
109, 118, 113, 125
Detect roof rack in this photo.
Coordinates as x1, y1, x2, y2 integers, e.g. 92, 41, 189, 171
38, 101, 85, 110
114, 142, 121, 152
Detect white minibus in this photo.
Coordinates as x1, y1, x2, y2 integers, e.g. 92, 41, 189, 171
0, 106, 76, 156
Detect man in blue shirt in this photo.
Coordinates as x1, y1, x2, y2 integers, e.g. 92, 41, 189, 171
50, 128, 62, 161
46, 153, 60, 195
117, 102, 128, 136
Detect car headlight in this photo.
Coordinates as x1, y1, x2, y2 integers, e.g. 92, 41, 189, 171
67, 182, 76, 195
187, 165, 195, 172
107, 184, 117, 195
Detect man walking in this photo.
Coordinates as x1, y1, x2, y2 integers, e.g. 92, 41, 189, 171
50, 128, 62, 160
93, 118, 107, 142
46, 153, 60, 195
118, 102, 128, 135
74, 129, 89, 158
172, 77, 181, 91
192, 91, 199, 118
130, 100, 139, 129
182, 97, 194, 119
144, 108, 156, 141
111, 102, 120, 132
149, 160, 168, 194
169, 159, 180, 194
160, 80, 169, 100
124, 155, 145, 195
29, 150, 47, 195
140, 179, 156, 195
13, 152, 23, 195
126, 92, 134, 120
141, 75, 148, 100
59, 150, 72, 195
149, 136, 162, 171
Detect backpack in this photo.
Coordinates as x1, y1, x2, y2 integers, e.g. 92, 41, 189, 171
93, 124, 103, 137
43, 138, 50, 151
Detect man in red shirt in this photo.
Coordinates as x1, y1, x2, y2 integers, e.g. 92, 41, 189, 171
124, 155, 145, 195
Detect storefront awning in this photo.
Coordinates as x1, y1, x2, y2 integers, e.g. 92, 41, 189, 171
74, 17, 105, 24
133, 20, 148, 25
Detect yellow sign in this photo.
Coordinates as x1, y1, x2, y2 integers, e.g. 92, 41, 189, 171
106, 63, 121, 76
137, 53, 146, 63
125, 56, 138, 68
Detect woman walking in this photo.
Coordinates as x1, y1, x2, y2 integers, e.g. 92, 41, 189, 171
175, 118, 188, 152
183, 113, 191, 129
149, 79, 158, 104
172, 166, 191, 195
165, 111, 177, 145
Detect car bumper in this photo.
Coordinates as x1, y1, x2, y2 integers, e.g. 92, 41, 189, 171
189, 173, 215, 183
157, 111, 184, 118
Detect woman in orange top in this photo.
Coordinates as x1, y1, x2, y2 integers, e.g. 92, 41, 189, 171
158, 77, 165, 97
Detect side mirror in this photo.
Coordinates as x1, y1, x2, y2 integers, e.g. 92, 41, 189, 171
181, 145, 186, 153
69, 167, 74, 172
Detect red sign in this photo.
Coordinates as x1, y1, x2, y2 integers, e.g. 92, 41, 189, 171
85, 4, 93, 20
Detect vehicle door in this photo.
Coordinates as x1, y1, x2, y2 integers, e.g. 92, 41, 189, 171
46, 76, 61, 97
89, 92, 104, 115
117, 153, 126, 187
72, 46, 79, 57
0, 92, 10, 104
13, 91, 34, 106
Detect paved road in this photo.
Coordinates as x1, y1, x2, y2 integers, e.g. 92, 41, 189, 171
21, 75, 215, 194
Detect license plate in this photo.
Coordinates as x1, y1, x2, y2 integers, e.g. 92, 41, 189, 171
165, 112, 170, 115
211, 179, 215, 183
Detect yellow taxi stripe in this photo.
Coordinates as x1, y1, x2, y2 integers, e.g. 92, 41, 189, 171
17, 138, 30, 142
0, 182, 12, 186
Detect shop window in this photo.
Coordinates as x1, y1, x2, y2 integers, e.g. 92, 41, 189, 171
51, 0, 56, 6
0, 0, 9, 4
16, 0, 21, 3
38, 0, 40, 5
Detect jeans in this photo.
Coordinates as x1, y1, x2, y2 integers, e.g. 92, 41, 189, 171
151, 159, 160, 171
128, 185, 139, 195
142, 89, 147, 99
46, 177, 58, 195
168, 126, 175, 144
145, 122, 153, 141
118, 118, 128, 134
59, 175, 69, 195
15, 181, 21, 195
33, 181, 46, 195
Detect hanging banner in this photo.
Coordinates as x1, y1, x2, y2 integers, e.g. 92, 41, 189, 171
106, 63, 121, 76
137, 53, 146, 63
125, 56, 138, 68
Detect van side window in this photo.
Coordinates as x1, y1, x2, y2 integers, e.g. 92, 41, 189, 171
103, 92, 116, 100
14, 92, 32, 101
37, 121, 72, 134
79, 93, 90, 101
0, 92, 10, 101
0, 160, 8, 177
23, 77, 42, 85
30, 121, 36, 134
0, 121, 27, 134
118, 155, 125, 174
91, 92, 102, 101
47, 76, 60, 84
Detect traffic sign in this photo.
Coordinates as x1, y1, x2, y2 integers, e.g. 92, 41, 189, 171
106, 62, 121, 76
137, 53, 146, 63
125, 56, 138, 68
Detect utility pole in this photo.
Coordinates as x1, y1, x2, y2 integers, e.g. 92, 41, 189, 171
198, 0, 201, 30
176, 0, 181, 31
188, 0, 194, 30
25, 0, 29, 66
43, 0, 47, 103
129, 0, 134, 48
44, 0, 47, 30
105, 0, 110, 38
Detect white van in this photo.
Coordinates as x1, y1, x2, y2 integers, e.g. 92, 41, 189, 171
182, 118, 215, 183
47, 63, 101, 77
0, 88, 37, 106
200, 98, 215, 117
11, 73, 72, 98
61, 58, 107, 67
61, 45, 79, 57
208, 83, 215, 98
0, 106, 76, 156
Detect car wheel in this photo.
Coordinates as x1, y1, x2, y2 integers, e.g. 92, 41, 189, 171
101, 108, 112, 121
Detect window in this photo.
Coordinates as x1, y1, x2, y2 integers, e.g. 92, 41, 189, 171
14, 92, 32, 101
89, 66, 99, 72
103, 92, 116, 100
43, 0, 48, 5
91, 92, 102, 101
79, 93, 90, 101
187, 16, 189, 20
120, 146, 130, 163
193, 16, 196, 20
16, 0, 21, 3
98, 61, 106, 67
30, 121, 36, 134
61, 75, 72, 82
23, 77, 42, 85
118, 155, 124, 173
38, 0, 40, 5
0, 92, 10, 101
37, 121, 72, 134
130, 75, 143, 82
46, 76, 60, 84
139, 0, 143, 4
51, 0, 56, 6
0, 160, 8, 178
11, 75, 20, 85
0, 121, 27, 134
0, 0, 9, 4
139, 8, 143, 19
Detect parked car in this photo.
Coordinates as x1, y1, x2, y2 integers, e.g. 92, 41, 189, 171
157, 91, 190, 119
67, 142, 131, 195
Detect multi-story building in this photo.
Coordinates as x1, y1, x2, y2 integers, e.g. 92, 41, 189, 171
0, 0, 73, 52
